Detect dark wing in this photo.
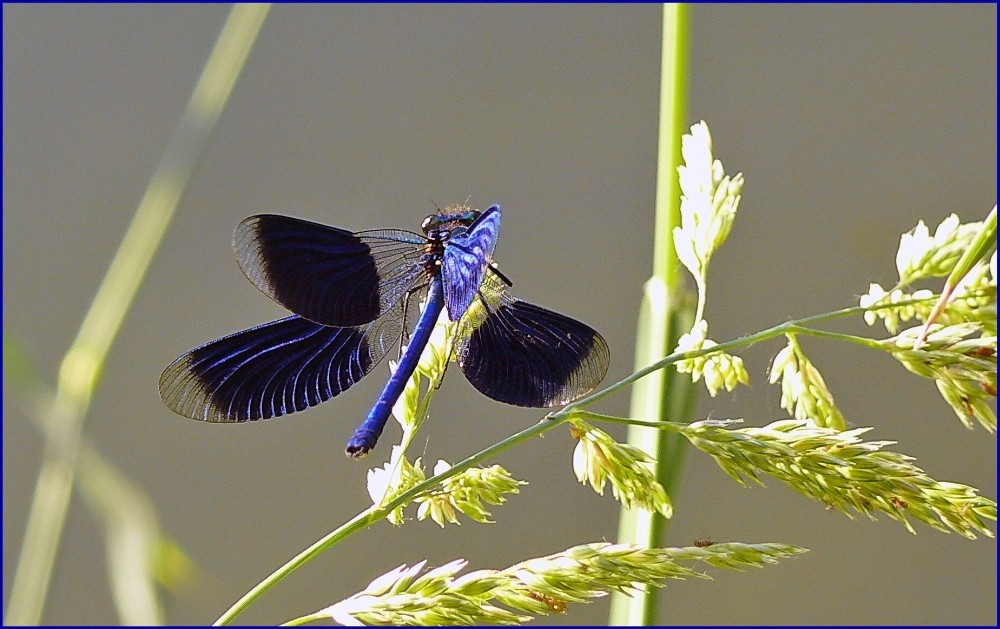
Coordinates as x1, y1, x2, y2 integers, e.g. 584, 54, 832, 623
455, 275, 609, 407
234, 214, 425, 327
159, 313, 401, 422
442, 205, 501, 321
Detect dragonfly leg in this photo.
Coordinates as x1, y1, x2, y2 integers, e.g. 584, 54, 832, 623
486, 263, 513, 287
398, 281, 430, 358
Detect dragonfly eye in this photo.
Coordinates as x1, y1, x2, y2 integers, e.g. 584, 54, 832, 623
421, 215, 440, 234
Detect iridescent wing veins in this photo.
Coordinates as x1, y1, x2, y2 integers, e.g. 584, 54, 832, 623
455, 275, 610, 407
234, 214, 426, 327
441, 205, 501, 321
158, 312, 403, 423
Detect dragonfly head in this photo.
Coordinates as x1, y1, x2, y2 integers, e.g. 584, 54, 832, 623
421, 209, 482, 236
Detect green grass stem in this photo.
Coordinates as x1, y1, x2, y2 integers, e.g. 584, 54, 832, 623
609, 4, 693, 625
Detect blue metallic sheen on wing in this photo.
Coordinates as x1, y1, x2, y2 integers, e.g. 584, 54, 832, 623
158, 314, 401, 423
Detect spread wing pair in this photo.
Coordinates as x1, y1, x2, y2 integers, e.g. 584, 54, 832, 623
159, 206, 609, 440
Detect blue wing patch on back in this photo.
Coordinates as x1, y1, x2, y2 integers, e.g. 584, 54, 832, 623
442, 205, 501, 321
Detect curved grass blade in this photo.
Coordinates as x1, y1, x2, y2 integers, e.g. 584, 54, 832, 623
5, 6, 271, 624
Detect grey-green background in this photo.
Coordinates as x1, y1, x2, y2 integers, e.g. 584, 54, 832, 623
3, 4, 996, 626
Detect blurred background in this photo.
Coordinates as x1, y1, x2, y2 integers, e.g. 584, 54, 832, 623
3, 4, 996, 625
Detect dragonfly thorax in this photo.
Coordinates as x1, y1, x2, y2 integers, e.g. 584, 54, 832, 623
419, 236, 446, 276
419, 209, 483, 277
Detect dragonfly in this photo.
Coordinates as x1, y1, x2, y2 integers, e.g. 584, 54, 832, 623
158, 205, 610, 458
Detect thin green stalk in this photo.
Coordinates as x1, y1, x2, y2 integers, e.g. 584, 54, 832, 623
574, 294, 945, 413
4, 5, 270, 625
212, 289, 931, 625
786, 326, 887, 351
610, 4, 690, 625
569, 411, 688, 432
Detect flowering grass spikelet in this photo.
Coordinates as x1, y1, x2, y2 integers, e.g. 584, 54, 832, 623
416, 308, 455, 379
366, 446, 425, 525
314, 541, 806, 625
673, 121, 743, 286
859, 282, 995, 336
570, 420, 672, 518
391, 307, 456, 432
389, 352, 421, 434
896, 214, 984, 286
681, 418, 997, 539
670, 119, 750, 404
944, 260, 998, 335
859, 283, 936, 333
768, 336, 847, 430
675, 320, 749, 396
880, 323, 997, 431
414, 460, 526, 527
862, 211, 996, 344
